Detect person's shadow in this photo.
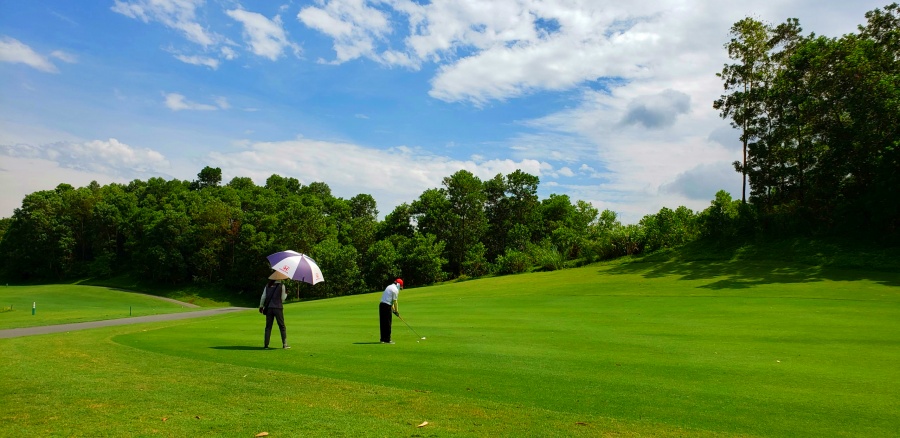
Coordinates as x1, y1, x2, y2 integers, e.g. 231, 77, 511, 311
209, 346, 269, 350
353, 342, 383, 345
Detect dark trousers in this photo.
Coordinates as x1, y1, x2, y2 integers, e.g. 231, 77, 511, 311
379, 302, 393, 342
265, 308, 287, 347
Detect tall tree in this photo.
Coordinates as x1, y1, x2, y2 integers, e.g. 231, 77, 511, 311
443, 170, 487, 276
715, 17, 774, 203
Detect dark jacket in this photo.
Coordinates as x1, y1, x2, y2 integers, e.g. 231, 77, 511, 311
264, 282, 285, 309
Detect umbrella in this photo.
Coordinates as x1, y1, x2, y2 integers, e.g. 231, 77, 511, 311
267, 250, 325, 285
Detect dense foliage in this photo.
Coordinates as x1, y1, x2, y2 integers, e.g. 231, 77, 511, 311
715, 3, 899, 236
0, 166, 708, 296
1, 5, 896, 297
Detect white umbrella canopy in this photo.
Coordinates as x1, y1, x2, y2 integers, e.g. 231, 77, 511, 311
267, 250, 325, 285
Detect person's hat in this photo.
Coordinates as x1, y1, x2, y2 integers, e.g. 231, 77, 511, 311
269, 271, 289, 280
396, 278, 404, 287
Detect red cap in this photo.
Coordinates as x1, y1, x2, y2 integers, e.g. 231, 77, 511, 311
396, 278, 404, 287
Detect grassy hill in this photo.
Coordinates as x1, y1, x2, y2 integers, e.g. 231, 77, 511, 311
1, 239, 898, 436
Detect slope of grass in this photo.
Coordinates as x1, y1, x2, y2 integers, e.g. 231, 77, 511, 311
77, 274, 257, 307
0, 285, 198, 330
2, 249, 899, 437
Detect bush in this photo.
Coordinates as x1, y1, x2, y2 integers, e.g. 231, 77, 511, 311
496, 249, 532, 274
529, 241, 564, 271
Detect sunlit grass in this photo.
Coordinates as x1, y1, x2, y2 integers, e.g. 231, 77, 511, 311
1, 252, 898, 437
0, 285, 197, 330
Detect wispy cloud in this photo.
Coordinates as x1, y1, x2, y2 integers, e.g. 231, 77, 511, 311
50, 50, 78, 64
0, 36, 60, 73
175, 54, 220, 69
111, 0, 218, 47
164, 93, 229, 111
227, 9, 300, 60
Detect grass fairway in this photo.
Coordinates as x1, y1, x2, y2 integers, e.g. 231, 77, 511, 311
0, 285, 199, 330
1, 254, 898, 437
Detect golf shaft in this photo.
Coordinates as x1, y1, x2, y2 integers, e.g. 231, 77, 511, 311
398, 315, 422, 338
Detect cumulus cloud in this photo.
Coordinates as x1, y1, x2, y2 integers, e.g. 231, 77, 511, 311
227, 9, 300, 60
0, 138, 169, 176
297, 0, 394, 65
208, 138, 544, 215
0, 36, 60, 73
660, 162, 739, 200
620, 89, 691, 129
164, 93, 228, 111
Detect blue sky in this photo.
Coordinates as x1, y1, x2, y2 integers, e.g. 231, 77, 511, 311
0, 0, 887, 223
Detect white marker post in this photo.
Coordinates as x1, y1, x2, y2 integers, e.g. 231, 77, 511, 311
32, 302, 36, 315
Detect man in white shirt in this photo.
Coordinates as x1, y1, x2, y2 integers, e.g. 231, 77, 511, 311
379, 278, 403, 344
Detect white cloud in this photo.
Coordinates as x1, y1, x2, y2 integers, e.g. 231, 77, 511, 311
0, 138, 169, 176
297, 0, 394, 64
226, 9, 300, 60
208, 138, 544, 216
0, 36, 60, 73
112, 0, 218, 47
164, 93, 228, 111
0, 156, 124, 217
175, 54, 220, 69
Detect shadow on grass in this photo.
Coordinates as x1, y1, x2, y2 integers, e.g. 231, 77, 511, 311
604, 238, 900, 289
353, 342, 385, 345
210, 346, 268, 351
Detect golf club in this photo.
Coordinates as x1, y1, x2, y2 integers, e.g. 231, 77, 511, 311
397, 315, 426, 340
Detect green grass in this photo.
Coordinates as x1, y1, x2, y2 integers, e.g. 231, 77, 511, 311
77, 274, 257, 307
1, 245, 899, 437
0, 285, 198, 330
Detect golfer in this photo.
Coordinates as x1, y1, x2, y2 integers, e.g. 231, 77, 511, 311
260, 272, 290, 349
379, 278, 403, 344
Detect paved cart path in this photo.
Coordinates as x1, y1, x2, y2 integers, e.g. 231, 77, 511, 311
0, 307, 253, 339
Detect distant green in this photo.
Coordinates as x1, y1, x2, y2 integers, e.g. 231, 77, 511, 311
1, 251, 898, 437
0, 285, 197, 330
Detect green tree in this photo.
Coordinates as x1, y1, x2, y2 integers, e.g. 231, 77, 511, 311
443, 170, 487, 276
715, 17, 774, 203
364, 239, 401, 290
310, 239, 363, 298
398, 233, 446, 286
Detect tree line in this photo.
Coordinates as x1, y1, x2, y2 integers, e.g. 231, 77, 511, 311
0, 4, 896, 298
0, 166, 714, 297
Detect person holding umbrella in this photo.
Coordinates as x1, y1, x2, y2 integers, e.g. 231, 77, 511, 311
379, 278, 403, 344
260, 272, 290, 349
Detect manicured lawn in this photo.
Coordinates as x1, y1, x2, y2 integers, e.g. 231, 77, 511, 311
0, 285, 198, 330
1, 257, 898, 437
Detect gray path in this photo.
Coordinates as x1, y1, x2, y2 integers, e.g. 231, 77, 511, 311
0, 307, 252, 339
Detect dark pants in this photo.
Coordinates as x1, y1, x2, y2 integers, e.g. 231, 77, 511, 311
265, 308, 287, 347
379, 302, 393, 342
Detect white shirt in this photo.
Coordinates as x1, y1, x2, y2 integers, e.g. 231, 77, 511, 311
381, 283, 400, 305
